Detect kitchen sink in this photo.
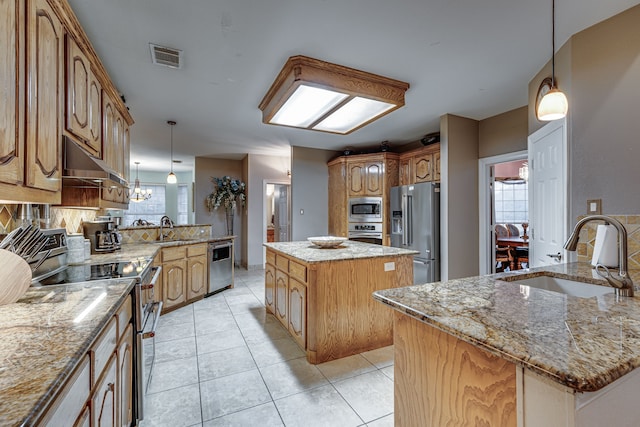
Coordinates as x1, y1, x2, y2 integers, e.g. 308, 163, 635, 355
502, 275, 614, 298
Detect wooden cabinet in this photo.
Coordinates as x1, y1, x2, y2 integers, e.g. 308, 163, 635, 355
187, 244, 207, 300
327, 153, 399, 241
398, 143, 441, 185
160, 243, 210, 314
65, 34, 102, 157
275, 269, 288, 326
288, 278, 307, 348
92, 354, 117, 427
117, 325, 134, 427
347, 160, 384, 197
39, 355, 91, 426
265, 263, 275, 313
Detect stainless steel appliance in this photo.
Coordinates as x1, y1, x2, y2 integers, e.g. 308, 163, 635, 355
348, 197, 382, 222
82, 219, 119, 253
390, 182, 440, 284
31, 255, 161, 424
348, 222, 383, 245
0, 226, 68, 281
207, 240, 234, 295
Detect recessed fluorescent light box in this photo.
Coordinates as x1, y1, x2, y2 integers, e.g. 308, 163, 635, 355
259, 56, 409, 135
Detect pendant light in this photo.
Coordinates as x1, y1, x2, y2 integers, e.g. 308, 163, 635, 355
130, 162, 152, 202
537, 0, 568, 121
167, 120, 177, 184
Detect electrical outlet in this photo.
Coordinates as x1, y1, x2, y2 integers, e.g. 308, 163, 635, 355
587, 199, 602, 215
384, 262, 395, 271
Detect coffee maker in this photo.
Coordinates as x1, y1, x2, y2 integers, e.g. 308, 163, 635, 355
83, 219, 120, 254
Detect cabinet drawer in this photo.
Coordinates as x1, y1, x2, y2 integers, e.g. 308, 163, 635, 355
39, 355, 90, 426
163, 246, 186, 262
289, 261, 307, 283
90, 317, 117, 386
276, 254, 289, 271
266, 251, 276, 266
115, 295, 132, 341
187, 243, 207, 257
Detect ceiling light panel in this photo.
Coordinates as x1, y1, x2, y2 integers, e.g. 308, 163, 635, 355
259, 56, 409, 135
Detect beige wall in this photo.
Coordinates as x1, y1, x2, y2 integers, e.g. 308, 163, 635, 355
528, 4, 640, 219
440, 114, 479, 280
479, 106, 528, 158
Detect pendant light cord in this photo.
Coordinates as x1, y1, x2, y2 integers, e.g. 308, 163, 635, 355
170, 124, 174, 173
551, 0, 556, 87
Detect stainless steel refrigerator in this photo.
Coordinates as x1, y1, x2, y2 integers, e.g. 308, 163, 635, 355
390, 182, 440, 285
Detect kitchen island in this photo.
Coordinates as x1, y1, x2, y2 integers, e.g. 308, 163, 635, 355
0, 279, 135, 426
264, 240, 417, 364
374, 263, 640, 426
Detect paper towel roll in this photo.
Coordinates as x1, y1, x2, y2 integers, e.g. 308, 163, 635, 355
591, 224, 618, 267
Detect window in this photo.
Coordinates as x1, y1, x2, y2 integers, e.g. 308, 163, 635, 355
177, 184, 189, 225
123, 184, 166, 226
494, 180, 528, 227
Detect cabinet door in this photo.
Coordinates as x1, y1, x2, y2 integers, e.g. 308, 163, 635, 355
265, 263, 275, 314
65, 35, 90, 142
399, 157, 412, 185
433, 151, 441, 181
187, 254, 207, 300
118, 325, 134, 427
163, 260, 187, 310
364, 161, 383, 195
347, 162, 365, 197
87, 72, 102, 157
414, 153, 434, 183
275, 269, 288, 327
0, 0, 24, 186
92, 354, 117, 427
102, 94, 115, 169
114, 113, 124, 176
74, 406, 90, 427
122, 122, 130, 184
288, 278, 306, 349
26, 0, 63, 192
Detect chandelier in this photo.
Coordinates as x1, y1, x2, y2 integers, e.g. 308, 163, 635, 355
130, 162, 152, 202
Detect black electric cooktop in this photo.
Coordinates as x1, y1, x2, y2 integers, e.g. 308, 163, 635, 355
33, 259, 152, 286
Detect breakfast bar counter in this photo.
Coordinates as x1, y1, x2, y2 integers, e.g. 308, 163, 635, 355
264, 240, 417, 364
374, 262, 640, 426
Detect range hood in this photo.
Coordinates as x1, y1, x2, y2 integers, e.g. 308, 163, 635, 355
63, 137, 127, 187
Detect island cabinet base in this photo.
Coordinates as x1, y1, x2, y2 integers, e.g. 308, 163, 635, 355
265, 247, 413, 364
393, 313, 517, 426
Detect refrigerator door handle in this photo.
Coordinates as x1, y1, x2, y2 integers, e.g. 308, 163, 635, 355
413, 259, 427, 265
407, 195, 413, 246
401, 194, 408, 245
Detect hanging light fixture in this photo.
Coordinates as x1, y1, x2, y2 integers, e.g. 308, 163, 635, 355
130, 162, 152, 202
536, 0, 568, 121
518, 162, 529, 182
167, 120, 177, 184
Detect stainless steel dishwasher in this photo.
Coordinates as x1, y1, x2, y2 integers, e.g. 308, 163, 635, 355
207, 240, 233, 295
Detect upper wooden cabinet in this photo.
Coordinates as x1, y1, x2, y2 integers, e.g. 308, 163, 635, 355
398, 143, 440, 185
65, 34, 102, 157
347, 161, 384, 197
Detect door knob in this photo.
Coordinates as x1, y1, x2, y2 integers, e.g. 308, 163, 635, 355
546, 252, 562, 261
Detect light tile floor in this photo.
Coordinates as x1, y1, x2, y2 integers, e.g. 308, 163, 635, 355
140, 268, 395, 427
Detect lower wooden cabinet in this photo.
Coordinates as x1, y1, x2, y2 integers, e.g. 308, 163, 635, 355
117, 325, 134, 427
265, 264, 275, 313
161, 243, 210, 314
39, 355, 90, 426
92, 354, 117, 427
275, 269, 288, 326
288, 278, 307, 348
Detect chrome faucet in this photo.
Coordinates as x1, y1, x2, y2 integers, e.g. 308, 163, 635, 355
563, 215, 634, 297
159, 215, 174, 241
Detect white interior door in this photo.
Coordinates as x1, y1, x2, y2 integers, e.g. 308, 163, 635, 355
528, 119, 568, 267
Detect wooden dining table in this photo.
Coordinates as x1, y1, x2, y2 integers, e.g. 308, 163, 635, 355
496, 236, 529, 270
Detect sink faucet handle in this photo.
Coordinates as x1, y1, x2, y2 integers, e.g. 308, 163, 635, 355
595, 263, 635, 296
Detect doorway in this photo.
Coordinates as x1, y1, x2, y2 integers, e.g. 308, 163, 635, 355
265, 182, 290, 244
478, 151, 528, 275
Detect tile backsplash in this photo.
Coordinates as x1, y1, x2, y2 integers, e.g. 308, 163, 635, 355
119, 224, 212, 243
575, 214, 640, 269
0, 204, 97, 234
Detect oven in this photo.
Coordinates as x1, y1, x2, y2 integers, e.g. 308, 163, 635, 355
348, 197, 383, 222
348, 222, 383, 245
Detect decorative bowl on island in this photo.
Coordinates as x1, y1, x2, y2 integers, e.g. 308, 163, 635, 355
307, 236, 348, 248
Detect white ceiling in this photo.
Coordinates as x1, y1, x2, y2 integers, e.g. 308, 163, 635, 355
67, 0, 640, 172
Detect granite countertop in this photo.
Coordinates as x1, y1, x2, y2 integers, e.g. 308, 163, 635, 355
0, 279, 135, 426
374, 262, 640, 392
264, 240, 418, 264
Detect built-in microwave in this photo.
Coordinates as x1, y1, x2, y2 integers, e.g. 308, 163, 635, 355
348, 197, 383, 222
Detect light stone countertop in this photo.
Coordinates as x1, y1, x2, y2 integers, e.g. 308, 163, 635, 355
263, 240, 418, 264
0, 279, 135, 426
374, 262, 640, 392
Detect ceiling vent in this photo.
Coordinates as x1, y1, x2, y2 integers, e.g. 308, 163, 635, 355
149, 43, 182, 69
